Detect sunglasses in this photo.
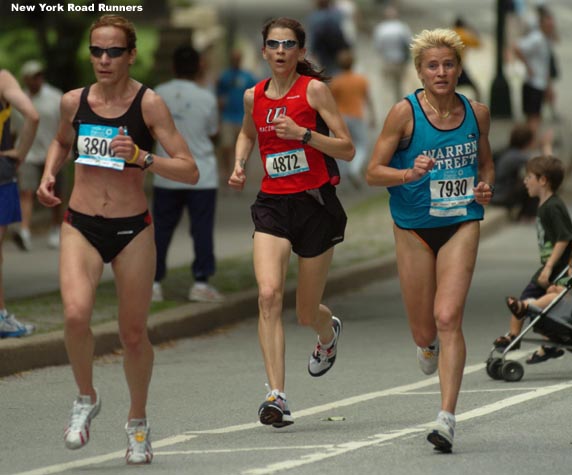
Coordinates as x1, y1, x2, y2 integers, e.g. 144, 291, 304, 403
265, 39, 298, 50
89, 46, 128, 58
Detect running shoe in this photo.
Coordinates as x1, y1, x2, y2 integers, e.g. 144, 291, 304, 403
152, 282, 164, 302
188, 283, 225, 303
12, 228, 32, 251
417, 341, 439, 375
308, 316, 342, 377
64, 390, 101, 449
427, 411, 455, 453
125, 419, 153, 465
258, 389, 294, 428
0, 312, 35, 338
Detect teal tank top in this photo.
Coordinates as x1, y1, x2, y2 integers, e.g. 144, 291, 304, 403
388, 89, 484, 229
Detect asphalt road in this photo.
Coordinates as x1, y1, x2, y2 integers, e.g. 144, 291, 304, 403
3, 221, 572, 475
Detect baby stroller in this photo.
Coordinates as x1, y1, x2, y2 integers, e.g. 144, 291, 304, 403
485, 272, 572, 382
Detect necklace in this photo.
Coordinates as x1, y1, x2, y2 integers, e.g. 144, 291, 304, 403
423, 90, 450, 119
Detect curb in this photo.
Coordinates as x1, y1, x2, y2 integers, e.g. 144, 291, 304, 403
0, 207, 508, 378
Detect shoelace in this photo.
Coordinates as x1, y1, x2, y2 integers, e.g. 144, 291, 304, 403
69, 401, 93, 429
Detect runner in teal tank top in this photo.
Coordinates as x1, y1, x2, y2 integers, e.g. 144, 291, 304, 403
365, 28, 495, 453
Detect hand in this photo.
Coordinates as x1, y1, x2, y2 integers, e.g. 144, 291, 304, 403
473, 181, 493, 205
36, 175, 62, 207
1, 147, 22, 163
228, 161, 246, 191
110, 127, 138, 163
409, 154, 435, 181
272, 114, 300, 141
537, 267, 551, 289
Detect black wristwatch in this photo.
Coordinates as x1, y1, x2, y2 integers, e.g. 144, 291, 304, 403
301, 128, 312, 145
143, 152, 154, 170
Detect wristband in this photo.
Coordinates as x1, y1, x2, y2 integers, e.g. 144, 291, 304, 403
126, 144, 139, 164
402, 169, 410, 184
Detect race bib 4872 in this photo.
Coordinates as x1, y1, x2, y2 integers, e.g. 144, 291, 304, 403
265, 148, 309, 178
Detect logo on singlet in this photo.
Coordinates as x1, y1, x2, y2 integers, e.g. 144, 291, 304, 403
265, 107, 287, 124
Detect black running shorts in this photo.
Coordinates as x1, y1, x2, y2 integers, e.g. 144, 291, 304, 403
250, 182, 347, 258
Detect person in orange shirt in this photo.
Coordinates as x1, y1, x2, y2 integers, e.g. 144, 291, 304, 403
329, 49, 375, 187
452, 17, 481, 101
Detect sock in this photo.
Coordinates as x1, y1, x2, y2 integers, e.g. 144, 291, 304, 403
127, 418, 147, 428
0, 309, 7, 318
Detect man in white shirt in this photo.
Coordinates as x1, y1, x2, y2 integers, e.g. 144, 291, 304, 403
152, 45, 223, 303
13, 60, 62, 250
514, 8, 554, 136
372, 5, 412, 106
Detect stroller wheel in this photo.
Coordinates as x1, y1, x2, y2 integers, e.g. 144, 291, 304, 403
486, 357, 504, 380
502, 360, 524, 382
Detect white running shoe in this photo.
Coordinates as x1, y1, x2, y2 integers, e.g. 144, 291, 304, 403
13, 228, 32, 251
151, 282, 164, 302
308, 316, 342, 377
188, 283, 225, 303
64, 390, 101, 449
0, 311, 35, 338
417, 341, 439, 375
427, 411, 455, 453
48, 227, 60, 249
125, 419, 153, 464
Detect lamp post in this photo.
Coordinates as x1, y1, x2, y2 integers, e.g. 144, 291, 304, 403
490, 0, 512, 118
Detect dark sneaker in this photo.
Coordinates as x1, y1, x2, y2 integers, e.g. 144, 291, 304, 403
258, 389, 294, 428
308, 316, 342, 377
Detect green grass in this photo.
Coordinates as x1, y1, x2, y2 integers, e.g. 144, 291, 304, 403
8, 192, 393, 334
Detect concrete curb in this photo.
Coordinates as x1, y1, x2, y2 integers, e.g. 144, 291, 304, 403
0, 207, 508, 378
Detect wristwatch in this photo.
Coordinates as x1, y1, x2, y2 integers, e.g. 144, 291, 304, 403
301, 128, 312, 145
143, 152, 154, 170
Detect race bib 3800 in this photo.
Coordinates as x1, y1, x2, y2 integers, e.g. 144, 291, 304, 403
76, 124, 124, 171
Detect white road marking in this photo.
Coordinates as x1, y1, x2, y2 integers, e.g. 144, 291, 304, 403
12, 354, 543, 475
242, 381, 572, 475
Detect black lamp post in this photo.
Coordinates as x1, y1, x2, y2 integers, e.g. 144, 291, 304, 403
490, 0, 513, 118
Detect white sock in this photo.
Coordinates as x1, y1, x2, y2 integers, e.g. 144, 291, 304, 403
438, 410, 456, 426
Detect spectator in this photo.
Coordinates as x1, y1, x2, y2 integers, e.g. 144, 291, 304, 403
336, 0, 359, 47
215, 49, 257, 188
372, 5, 412, 106
513, 7, 555, 136
329, 49, 375, 187
306, 0, 349, 76
451, 17, 482, 101
12, 60, 63, 251
152, 45, 223, 303
490, 123, 540, 220
0, 68, 39, 337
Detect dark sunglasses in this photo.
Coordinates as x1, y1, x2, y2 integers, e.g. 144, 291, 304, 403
265, 39, 298, 50
89, 46, 128, 58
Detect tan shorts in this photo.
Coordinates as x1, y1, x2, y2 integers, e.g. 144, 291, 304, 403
18, 161, 63, 194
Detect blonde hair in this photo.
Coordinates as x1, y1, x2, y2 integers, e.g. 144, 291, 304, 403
410, 28, 464, 71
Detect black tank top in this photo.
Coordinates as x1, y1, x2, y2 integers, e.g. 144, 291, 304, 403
73, 84, 154, 168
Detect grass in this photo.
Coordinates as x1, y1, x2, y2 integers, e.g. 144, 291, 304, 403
8, 192, 393, 334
